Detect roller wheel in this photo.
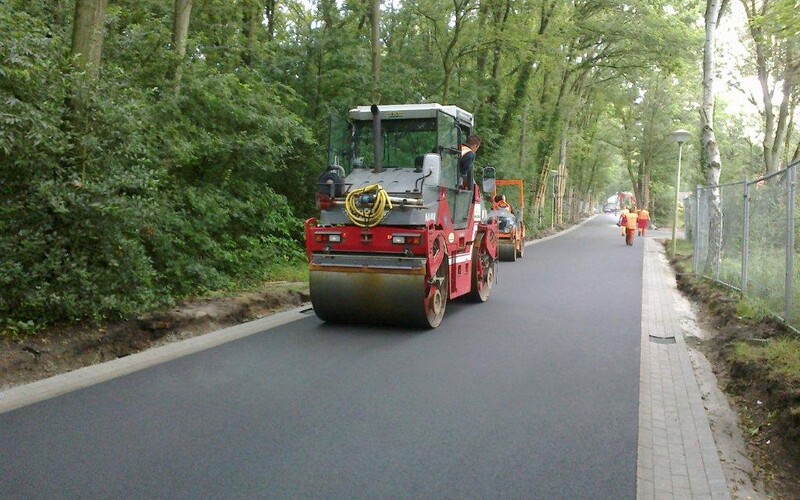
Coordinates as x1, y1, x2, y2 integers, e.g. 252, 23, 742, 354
422, 260, 448, 328
499, 242, 516, 262
468, 234, 495, 303
516, 238, 524, 259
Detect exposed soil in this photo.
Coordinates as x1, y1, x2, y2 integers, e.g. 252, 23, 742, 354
0, 282, 309, 391
672, 252, 800, 499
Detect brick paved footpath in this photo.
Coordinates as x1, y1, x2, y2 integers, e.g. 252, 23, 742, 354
637, 237, 730, 500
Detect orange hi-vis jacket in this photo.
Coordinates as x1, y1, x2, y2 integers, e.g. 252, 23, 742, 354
625, 211, 639, 230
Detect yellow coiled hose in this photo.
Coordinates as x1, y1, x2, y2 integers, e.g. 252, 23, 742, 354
344, 184, 393, 228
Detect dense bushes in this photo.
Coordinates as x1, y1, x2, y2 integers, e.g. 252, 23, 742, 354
0, 5, 315, 333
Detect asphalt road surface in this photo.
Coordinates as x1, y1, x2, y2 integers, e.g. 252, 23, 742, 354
1, 215, 644, 499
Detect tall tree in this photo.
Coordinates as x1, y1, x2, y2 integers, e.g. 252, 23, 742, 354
68, 0, 107, 178
242, 0, 261, 68
169, 0, 193, 95
412, 0, 479, 103
497, 0, 559, 140
265, 0, 277, 41
701, 0, 728, 271
370, 0, 381, 103
740, 0, 800, 173
70, 0, 107, 78
69, 0, 107, 115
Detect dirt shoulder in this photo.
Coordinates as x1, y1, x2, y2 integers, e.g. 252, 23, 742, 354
672, 253, 800, 499
0, 282, 309, 391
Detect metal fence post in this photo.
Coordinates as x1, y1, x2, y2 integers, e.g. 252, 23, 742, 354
786, 164, 796, 321
694, 186, 700, 274
742, 179, 750, 295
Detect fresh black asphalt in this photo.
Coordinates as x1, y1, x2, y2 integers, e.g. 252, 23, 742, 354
0, 215, 644, 499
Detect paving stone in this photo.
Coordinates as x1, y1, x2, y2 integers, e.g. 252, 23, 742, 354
637, 239, 731, 500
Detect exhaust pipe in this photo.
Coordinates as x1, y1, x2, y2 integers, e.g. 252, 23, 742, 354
371, 104, 383, 173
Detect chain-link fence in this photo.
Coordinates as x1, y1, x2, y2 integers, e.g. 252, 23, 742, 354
688, 161, 800, 329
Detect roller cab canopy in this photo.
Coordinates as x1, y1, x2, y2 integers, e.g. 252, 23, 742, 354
327, 104, 474, 174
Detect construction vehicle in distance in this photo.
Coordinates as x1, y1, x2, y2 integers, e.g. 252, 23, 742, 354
490, 179, 526, 261
305, 104, 498, 329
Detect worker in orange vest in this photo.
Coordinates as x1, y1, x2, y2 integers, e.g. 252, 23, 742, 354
624, 207, 639, 246
494, 194, 513, 212
618, 207, 629, 236
637, 208, 650, 236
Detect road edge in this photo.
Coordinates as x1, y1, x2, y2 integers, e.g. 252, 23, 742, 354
0, 305, 311, 414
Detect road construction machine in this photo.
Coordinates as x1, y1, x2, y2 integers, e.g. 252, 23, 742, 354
305, 104, 498, 328
490, 179, 526, 261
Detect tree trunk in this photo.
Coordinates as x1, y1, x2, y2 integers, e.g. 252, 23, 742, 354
70, 0, 107, 79
498, 58, 535, 138
475, 0, 490, 78
772, 46, 797, 166
555, 125, 568, 225
487, 0, 511, 107
265, 0, 276, 41
169, 0, 193, 96
517, 102, 529, 173
741, 0, 797, 173
242, 0, 261, 68
633, 160, 646, 210
702, 0, 724, 274
51, 1, 68, 28
67, 0, 107, 177
641, 172, 650, 211
533, 157, 552, 228
370, 0, 381, 103
498, 0, 557, 138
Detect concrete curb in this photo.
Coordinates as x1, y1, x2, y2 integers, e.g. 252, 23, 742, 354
524, 214, 596, 247
0, 305, 311, 414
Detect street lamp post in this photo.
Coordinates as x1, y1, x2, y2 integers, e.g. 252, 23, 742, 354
671, 129, 692, 259
550, 170, 558, 229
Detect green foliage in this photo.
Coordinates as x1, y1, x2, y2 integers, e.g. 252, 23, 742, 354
0, 6, 71, 179
0, 0, 764, 333
735, 297, 771, 322
0, 319, 42, 341
266, 261, 311, 284
733, 339, 800, 382
0, 3, 314, 332
144, 183, 305, 297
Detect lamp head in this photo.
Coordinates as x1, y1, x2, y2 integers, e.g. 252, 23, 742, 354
672, 129, 691, 144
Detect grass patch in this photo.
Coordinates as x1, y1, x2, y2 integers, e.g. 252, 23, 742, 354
667, 238, 694, 274
735, 296, 772, 322
266, 260, 309, 283
733, 339, 800, 383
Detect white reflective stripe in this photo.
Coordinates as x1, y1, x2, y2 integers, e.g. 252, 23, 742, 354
472, 204, 482, 221
472, 225, 478, 240
449, 253, 472, 265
